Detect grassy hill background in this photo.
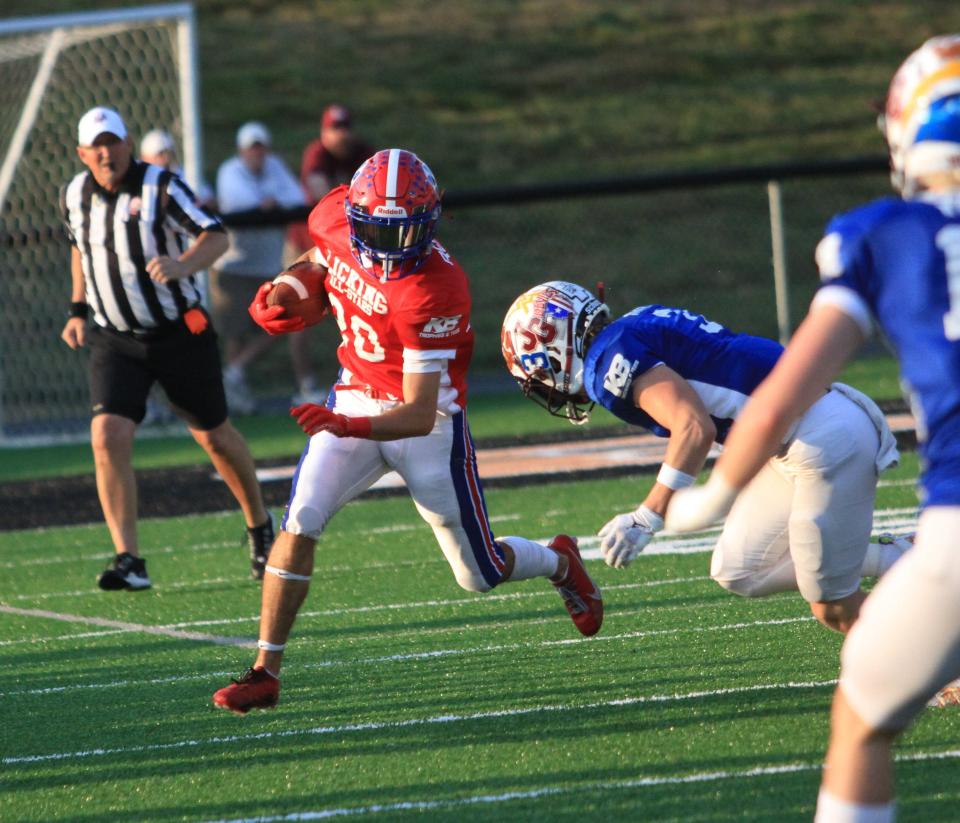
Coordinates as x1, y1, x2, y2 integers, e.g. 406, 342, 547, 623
5, 1, 958, 398
10, 0, 956, 180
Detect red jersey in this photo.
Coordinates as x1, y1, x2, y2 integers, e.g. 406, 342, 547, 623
307, 186, 474, 412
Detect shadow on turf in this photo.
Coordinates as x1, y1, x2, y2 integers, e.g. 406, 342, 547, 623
6, 747, 834, 821
4, 687, 831, 797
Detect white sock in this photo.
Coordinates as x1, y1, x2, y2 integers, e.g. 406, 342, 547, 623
814, 788, 894, 823
860, 540, 908, 579
224, 363, 244, 382
498, 536, 560, 581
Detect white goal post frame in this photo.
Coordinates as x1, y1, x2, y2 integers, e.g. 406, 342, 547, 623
0, 3, 204, 444
0, 3, 203, 215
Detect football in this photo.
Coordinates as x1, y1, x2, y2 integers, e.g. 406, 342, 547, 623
266, 262, 331, 326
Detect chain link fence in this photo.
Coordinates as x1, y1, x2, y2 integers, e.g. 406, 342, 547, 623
0, 153, 893, 440
249, 159, 893, 398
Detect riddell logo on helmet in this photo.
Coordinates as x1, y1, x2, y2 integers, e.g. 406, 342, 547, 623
374, 205, 407, 217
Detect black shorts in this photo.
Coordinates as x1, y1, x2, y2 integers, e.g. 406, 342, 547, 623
88, 315, 228, 430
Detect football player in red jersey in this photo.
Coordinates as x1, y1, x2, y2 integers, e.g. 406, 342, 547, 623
213, 149, 603, 713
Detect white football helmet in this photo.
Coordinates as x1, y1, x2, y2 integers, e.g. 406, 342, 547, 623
882, 34, 960, 193
501, 281, 610, 423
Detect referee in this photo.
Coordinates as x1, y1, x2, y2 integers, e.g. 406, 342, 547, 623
60, 106, 275, 590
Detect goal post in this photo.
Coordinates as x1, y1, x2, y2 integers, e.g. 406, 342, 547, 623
0, 3, 202, 443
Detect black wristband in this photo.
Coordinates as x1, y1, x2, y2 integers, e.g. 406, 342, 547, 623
68, 301, 89, 319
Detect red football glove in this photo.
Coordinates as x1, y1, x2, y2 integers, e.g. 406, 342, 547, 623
290, 403, 373, 438
248, 282, 307, 335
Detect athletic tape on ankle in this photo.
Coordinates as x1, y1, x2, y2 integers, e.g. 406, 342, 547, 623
257, 639, 286, 651
656, 464, 696, 490
265, 564, 311, 581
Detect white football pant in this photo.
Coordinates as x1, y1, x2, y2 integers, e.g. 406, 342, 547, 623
282, 389, 506, 592
711, 388, 885, 603
838, 505, 960, 730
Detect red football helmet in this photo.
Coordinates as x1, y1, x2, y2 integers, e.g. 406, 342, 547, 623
345, 148, 442, 280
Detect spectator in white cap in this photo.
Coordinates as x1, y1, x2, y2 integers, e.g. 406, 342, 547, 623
212, 121, 305, 413
140, 128, 214, 208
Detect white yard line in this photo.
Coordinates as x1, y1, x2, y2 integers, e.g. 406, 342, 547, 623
0, 628, 132, 647
2, 678, 836, 766
0, 614, 811, 699
160, 575, 711, 630
198, 747, 960, 823
0, 670, 235, 698
0, 573, 713, 649
300, 616, 813, 669
0, 605, 255, 648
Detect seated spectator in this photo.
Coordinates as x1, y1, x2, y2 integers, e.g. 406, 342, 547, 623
212, 122, 305, 413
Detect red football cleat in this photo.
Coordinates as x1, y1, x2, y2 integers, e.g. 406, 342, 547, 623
549, 534, 603, 636
213, 666, 280, 714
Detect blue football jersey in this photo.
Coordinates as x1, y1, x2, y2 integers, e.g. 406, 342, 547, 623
814, 192, 960, 506
582, 305, 783, 442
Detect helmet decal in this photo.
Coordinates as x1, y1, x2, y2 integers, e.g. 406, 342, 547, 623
501, 281, 610, 424
883, 35, 960, 193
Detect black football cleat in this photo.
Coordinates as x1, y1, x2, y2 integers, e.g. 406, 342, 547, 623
246, 513, 275, 580
97, 552, 151, 591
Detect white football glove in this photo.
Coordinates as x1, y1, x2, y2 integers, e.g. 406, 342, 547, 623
598, 505, 664, 568
663, 473, 739, 533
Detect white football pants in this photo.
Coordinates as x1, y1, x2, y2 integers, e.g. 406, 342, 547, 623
838, 505, 960, 730
282, 389, 506, 592
711, 388, 884, 603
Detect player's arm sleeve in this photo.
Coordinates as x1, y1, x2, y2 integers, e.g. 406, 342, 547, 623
394, 295, 469, 374
402, 346, 456, 374
591, 334, 663, 420
810, 220, 876, 339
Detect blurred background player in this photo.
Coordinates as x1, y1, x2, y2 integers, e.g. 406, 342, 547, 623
212, 121, 306, 413
140, 127, 215, 208
502, 282, 902, 635
286, 105, 374, 404
213, 149, 603, 713
664, 34, 960, 823
60, 106, 275, 588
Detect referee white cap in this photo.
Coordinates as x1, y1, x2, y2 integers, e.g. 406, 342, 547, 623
236, 121, 271, 150
78, 106, 128, 146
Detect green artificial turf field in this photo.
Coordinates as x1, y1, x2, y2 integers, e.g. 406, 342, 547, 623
3, 454, 957, 822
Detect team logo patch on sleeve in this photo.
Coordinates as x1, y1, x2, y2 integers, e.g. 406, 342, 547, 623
603, 353, 640, 398
420, 315, 462, 338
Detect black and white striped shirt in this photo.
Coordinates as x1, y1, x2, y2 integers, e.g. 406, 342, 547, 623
60, 160, 224, 332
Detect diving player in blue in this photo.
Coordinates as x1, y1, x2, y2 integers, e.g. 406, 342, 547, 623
664, 33, 960, 823
502, 282, 900, 636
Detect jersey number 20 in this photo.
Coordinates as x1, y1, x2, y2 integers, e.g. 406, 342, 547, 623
328, 293, 386, 363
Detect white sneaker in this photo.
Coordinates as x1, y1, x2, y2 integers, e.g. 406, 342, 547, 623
224, 367, 256, 415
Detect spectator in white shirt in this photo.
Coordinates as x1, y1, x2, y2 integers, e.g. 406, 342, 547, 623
212, 122, 306, 413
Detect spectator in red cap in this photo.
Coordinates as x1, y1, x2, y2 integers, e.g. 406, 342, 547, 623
287, 105, 374, 403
